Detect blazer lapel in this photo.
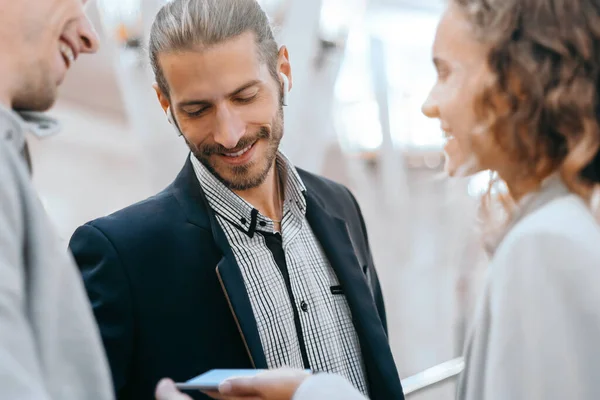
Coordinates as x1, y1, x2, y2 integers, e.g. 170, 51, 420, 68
305, 191, 401, 398
172, 157, 267, 369
216, 254, 268, 369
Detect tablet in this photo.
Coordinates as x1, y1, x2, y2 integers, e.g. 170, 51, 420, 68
175, 369, 267, 391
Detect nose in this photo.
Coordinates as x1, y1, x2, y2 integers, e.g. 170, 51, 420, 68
213, 105, 246, 149
421, 90, 439, 119
76, 14, 100, 54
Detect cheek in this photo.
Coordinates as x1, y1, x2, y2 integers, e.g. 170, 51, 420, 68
445, 93, 482, 154
439, 86, 484, 171
442, 85, 474, 129
184, 128, 211, 147
239, 96, 279, 126
182, 99, 280, 143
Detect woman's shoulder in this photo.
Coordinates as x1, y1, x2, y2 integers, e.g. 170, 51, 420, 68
493, 194, 600, 276
506, 194, 599, 247
487, 194, 600, 320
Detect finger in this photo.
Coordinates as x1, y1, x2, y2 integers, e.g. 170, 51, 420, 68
226, 397, 261, 400
218, 377, 260, 396
155, 378, 193, 400
207, 396, 262, 400
201, 390, 225, 400
201, 389, 262, 400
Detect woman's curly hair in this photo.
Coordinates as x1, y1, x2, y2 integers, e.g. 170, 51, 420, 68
454, 0, 600, 204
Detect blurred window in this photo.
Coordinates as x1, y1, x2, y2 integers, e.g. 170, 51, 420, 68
334, 8, 441, 152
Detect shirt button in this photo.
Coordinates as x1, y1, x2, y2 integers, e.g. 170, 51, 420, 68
300, 301, 308, 312
240, 217, 247, 225
5, 130, 13, 140
259, 221, 266, 227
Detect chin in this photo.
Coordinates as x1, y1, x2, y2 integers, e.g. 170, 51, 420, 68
212, 160, 269, 191
445, 159, 484, 178
13, 88, 57, 112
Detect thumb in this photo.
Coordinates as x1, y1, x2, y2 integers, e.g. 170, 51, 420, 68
155, 378, 192, 400
219, 377, 260, 396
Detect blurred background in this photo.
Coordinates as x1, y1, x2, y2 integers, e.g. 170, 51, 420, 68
30, 0, 492, 398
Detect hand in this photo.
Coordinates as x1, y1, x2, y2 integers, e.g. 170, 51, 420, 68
206, 367, 310, 400
155, 378, 193, 400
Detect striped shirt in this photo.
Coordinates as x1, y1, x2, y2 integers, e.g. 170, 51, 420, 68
190, 152, 368, 395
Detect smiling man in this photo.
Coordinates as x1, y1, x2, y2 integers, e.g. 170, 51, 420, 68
0, 0, 115, 399
68, 1, 403, 400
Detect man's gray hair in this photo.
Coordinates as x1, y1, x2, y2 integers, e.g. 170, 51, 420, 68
149, 0, 279, 98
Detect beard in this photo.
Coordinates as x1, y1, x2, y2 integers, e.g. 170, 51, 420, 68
187, 105, 284, 191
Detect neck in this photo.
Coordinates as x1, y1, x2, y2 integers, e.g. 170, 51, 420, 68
500, 173, 544, 203
233, 163, 283, 221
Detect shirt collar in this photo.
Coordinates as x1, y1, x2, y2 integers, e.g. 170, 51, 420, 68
190, 151, 307, 237
0, 105, 29, 155
0, 105, 61, 170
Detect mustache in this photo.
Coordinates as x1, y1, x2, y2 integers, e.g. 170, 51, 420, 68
199, 127, 270, 156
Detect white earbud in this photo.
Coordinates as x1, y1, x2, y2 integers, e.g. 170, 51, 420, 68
166, 107, 183, 137
280, 73, 290, 106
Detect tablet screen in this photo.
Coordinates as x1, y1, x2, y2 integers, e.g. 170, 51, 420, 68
176, 369, 267, 391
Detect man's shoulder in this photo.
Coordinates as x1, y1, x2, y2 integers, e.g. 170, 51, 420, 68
81, 186, 184, 237
296, 167, 352, 200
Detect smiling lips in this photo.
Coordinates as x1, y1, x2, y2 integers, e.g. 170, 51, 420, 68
222, 143, 254, 158
217, 141, 259, 165
59, 39, 76, 68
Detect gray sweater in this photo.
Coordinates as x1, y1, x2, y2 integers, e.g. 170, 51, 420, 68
0, 106, 114, 400
293, 177, 600, 400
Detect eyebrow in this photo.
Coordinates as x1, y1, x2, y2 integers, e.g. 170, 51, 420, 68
177, 79, 262, 108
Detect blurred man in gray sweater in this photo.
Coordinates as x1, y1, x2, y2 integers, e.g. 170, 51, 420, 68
0, 1, 185, 399
0, 0, 115, 398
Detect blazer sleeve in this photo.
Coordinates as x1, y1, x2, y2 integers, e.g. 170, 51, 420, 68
292, 374, 367, 400
483, 230, 600, 400
345, 187, 388, 335
0, 143, 50, 400
69, 223, 134, 398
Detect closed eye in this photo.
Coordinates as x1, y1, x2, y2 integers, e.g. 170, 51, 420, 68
433, 57, 450, 81
233, 94, 258, 104
184, 107, 210, 117
437, 68, 450, 81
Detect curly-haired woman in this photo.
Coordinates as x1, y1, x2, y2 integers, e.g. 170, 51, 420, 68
422, 0, 600, 399
160, 0, 600, 399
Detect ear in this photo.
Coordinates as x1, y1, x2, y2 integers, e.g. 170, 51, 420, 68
277, 45, 292, 92
153, 83, 170, 114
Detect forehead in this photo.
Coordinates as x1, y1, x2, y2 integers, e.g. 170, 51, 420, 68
159, 32, 267, 98
433, 3, 488, 63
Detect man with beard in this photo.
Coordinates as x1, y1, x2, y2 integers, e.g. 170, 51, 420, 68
69, 1, 403, 400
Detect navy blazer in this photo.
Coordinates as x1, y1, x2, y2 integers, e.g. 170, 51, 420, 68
69, 158, 404, 400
